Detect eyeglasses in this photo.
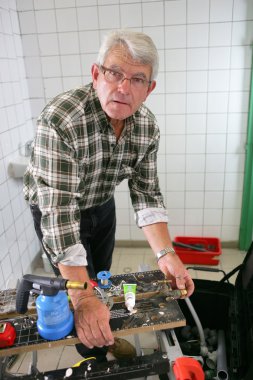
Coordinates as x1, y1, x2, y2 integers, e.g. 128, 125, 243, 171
99, 65, 151, 89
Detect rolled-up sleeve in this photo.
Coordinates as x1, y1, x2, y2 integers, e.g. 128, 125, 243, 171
33, 119, 85, 264
129, 124, 168, 227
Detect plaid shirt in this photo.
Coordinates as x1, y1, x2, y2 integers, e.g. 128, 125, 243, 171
24, 83, 168, 264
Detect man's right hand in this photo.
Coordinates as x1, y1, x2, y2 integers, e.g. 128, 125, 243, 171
74, 294, 114, 349
58, 263, 114, 349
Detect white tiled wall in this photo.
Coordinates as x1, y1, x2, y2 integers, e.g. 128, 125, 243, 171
0, 0, 41, 289
0, 0, 252, 288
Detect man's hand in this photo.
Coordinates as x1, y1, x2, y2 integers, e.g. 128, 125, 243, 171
157, 253, 195, 297
74, 295, 114, 349
58, 263, 114, 349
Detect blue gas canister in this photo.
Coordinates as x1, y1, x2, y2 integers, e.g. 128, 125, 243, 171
36, 291, 74, 340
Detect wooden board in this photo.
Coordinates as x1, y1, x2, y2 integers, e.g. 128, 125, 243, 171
0, 270, 186, 356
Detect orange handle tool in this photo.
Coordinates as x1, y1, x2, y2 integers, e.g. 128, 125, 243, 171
173, 357, 205, 380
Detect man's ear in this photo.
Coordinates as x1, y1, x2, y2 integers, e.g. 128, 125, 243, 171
91, 64, 99, 89
145, 80, 156, 100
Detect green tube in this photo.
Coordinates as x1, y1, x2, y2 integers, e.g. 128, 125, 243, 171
239, 47, 253, 250
123, 283, 137, 312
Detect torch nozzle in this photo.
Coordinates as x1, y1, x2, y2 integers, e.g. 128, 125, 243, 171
66, 281, 88, 290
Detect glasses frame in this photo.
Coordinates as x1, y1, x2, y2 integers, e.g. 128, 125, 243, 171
99, 65, 152, 88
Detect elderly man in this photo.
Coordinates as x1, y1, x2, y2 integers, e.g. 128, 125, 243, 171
24, 29, 194, 361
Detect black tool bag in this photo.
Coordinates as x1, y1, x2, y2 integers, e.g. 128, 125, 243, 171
178, 241, 253, 380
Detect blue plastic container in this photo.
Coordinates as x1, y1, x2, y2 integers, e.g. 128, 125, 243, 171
36, 291, 74, 340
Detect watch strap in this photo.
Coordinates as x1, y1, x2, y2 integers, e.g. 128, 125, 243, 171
156, 247, 176, 262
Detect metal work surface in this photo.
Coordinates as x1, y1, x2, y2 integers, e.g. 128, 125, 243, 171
2, 352, 170, 379
0, 270, 185, 356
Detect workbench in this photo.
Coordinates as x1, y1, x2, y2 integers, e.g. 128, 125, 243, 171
0, 270, 191, 379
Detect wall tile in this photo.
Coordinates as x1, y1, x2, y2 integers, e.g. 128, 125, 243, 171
231, 46, 252, 69
232, 21, 253, 46
204, 191, 223, 209
225, 153, 245, 173
143, 1, 164, 26
208, 70, 230, 92
209, 47, 231, 69
166, 135, 186, 154
209, 23, 232, 46
187, 71, 208, 93
166, 93, 186, 114
18, 11, 37, 34
187, 0, 209, 24
210, 0, 233, 22
166, 191, 185, 209
186, 173, 205, 191
187, 48, 208, 70
226, 133, 245, 154
79, 31, 100, 53
229, 91, 249, 113
166, 154, 185, 173
187, 114, 206, 134
35, 10, 57, 33
185, 191, 204, 208
205, 173, 225, 191
206, 134, 226, 153
61, 55, 81, 77
166, 72, 186, 93
58, 32, 79, 55
166, 173, 185, 191
165, 49, 186, 71
55, 8, 77, 32
17, 0, 34, 11
77, 6, 98, 30
165, 25, 186, 49
185, 209, 203, 225
187, 93, 207, 114
233, 0, 253, 21
34, 0, 55, 9
227, 113, 247, 133
208, 92, 229, 113
222, 208, 241, 226
165, 0, 186, 25
121, 4, 142, 28
186, 135, 206, 154
207, 114, 227, 134
98, 5, 120, 29
44, 77, 63, 100
166, 115, 186, 135
186, 154, 205, 172
204, 208, 222, 225
230, 69, 251, 91
38, 34, 59, 56
225, 173, 244, 191
187, 24, 209, 48
223, 191, 242, 209
206, 154, 226, 172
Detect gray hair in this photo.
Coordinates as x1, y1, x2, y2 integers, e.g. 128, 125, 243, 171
97, 29, 159, 81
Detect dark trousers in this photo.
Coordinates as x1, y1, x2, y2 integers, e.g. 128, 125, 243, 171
30, 197, 116, 361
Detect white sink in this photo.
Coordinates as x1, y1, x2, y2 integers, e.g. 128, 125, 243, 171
8, 156, 30, 178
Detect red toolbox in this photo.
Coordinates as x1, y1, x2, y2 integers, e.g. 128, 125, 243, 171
173, 236, 222, 265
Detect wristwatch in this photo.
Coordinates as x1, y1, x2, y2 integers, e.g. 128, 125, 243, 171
156, 247, 176, 262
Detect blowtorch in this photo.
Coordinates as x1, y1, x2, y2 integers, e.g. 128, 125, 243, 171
16, 274, 88, 340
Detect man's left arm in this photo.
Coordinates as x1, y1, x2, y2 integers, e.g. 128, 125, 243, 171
142, 222, 195, 297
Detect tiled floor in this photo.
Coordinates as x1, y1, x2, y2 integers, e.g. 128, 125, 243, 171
7, 246, 246, 378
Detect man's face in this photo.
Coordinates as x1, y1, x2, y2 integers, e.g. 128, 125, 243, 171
92, 46, 156, 122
